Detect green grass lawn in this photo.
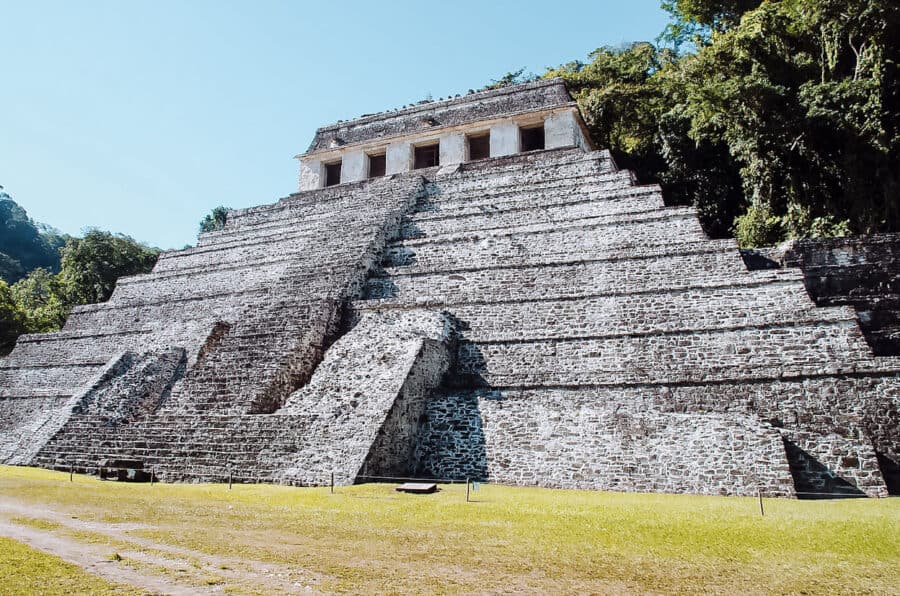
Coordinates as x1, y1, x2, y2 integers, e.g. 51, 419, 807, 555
0, 465, 897, 594
0, 534, 140, 595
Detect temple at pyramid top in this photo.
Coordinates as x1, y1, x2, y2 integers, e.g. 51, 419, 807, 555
295, 78, 593, 190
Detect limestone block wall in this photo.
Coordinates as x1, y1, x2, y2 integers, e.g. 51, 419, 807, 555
72, 349, 186, 422
0, 349, 182, 466
28, 309, 453, 487
784, 235, 900, 356
416, 391, 794, 496
357, 147, 900, 497
361, 331, 453, 478
415, 375, 898, 496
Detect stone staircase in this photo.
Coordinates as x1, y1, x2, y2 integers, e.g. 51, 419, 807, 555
4, 146, 899, 497
10, 175, 431, 482
355, 148, 900, 497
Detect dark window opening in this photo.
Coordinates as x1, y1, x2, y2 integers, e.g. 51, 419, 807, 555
324, 161, 342, 186
467, 133, 490, 161
520, 125, 545, 152
368, 154, 386, 178
413, 143, 440, 169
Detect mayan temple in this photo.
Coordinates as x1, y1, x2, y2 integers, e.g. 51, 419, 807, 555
1, 79, 898, 497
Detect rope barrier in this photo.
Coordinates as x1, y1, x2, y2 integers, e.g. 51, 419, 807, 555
64, 463, 887, 501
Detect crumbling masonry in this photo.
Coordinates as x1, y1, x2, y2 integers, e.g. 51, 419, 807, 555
1, 79, 898, 497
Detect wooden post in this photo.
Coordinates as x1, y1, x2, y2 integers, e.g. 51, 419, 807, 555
330, 471, 334, 494
150, 469, 154, 487
466, 478, 470, 502
69, 465, 73, 482
757, 488, 764, 516
228, 471, 233, 490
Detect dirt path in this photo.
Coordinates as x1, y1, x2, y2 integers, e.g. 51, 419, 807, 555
0, 518, 203, 595
0, 497, 320, 595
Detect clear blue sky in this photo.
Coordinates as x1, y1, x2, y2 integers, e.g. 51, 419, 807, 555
1, 1, 670, 249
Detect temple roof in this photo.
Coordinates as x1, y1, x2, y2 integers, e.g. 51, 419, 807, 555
302, 78, 575, 156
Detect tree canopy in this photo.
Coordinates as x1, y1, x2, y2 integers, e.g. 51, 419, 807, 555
545, 0, 899, 246
199, 206, 230, 233
0, 187, 68, 284
59, 230, 160, 305
0, 230, 159, 355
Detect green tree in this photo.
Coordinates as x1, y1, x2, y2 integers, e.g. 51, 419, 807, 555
0, 187, 68, 283
58, 230, 159, 305
542, 0, 899, 246
199, 206, 230, 233
545, 43, 673, 183
659, 0, 765, 48
0, 280, 26, 355
677, 0, 899, 245
10, 268, 69, 333
544, 42, 744, 237
483, 68, 539, 91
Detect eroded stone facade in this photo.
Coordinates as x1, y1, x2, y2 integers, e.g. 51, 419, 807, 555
1, 80, 898, 497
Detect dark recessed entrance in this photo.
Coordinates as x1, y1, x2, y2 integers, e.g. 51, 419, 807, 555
467, 133, 490, 161
324, 161, 342, 186
520, 125, 545, 152
368, 154, 386, 178
413, 143, 440, 169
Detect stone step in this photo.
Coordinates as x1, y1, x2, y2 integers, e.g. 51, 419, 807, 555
424, 152, 617, 198
150, 240, 374, 277
111, 262, 342, 306
195, 154, 613, 248
384, 210, 706, 270
202, 176, 422, 241
357, 280, 856, 344
0, 364, 105, 397
196, 200, 380, 247
2, 329, 151, 368
63, 290, 266, 332
156, 225, 363, 272
402, 201, 684, 244
422, 171, 634, 213
365, 242, 798, 306
453, 320, 888, 388
402, 189, 665, 239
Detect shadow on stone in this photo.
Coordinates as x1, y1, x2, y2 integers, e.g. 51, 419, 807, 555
412, 317, 489, 482
384, 246, 417, 267
414, 388, 490, 482
739, 249, 782, 270
783, 439, 867, 499
398, 217, 426, 240
875, 451, 900, 495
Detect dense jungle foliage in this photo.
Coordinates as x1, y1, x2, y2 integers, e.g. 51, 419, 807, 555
0, 187, 67, 285
0, 189, 159, 355
543, 0, 899, 246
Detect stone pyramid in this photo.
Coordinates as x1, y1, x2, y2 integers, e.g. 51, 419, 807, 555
1, 79, 897, 497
